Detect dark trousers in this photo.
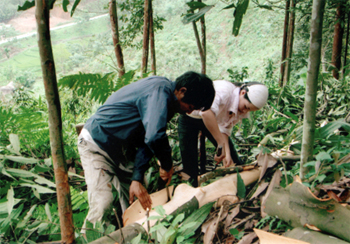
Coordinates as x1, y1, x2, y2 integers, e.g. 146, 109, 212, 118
178, 114, 242, 187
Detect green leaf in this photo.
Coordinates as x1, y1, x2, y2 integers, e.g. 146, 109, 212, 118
236, 171, 246, 199
45, 203, 52, 222
178, 201, 214, 237
182, 5, 214, 24
232, 0, 250, 36
186, 2, 207, 10
315, 151, 332, 162
223, 3, 236, 10
131, 233, 142, 244
17, 204, 37, 228
155, 205, 166, 217
160, 226, 177, 244
9, 134, 20, 155
63, 0, 70, 12
71, 0, 81, 17
18, 0, 35, 11
171, 213, 185, 227
4, 155, 39, 164
7, 187, 14, 215
147, 215, 164, 221
20, 183, 56, 194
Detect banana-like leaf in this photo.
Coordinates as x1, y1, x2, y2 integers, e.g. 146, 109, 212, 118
182, 5, 214, 24
317, 120, 350, 139
178, 201, 214, 237
20, 183, 56, 194
232, 0, 250, 36
8, 134, 20, 155
4, 155, 39, 164
7, 187, 14, 215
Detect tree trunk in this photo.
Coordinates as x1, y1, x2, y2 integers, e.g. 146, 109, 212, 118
199, 0, 206, 74
285, 227, 350, 244
283, 0, 295, 86
331, 2, 344, 80
149, 0, 156, 75
300, 0, 325, 179
343, 13, 350, 79
264, 181, 350, 243
109, 0, 125, 78
280, 0, 290, 87
35, 0, 75, 243
141, 0, 150, 75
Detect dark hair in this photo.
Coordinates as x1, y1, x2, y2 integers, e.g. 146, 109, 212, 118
232, 81, 263, 104
175, 71, 215, 111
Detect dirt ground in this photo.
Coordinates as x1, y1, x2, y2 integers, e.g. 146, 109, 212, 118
7, 6, 72, 33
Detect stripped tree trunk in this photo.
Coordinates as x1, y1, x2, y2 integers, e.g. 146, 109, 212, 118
280, 0, 290, 87
141, 0, 150, 75
331, 2, 344, 80
149, 0, 156, 75
35, 0, 75, 242
283, 0, 295, 86
109, 0, 125, 78
300, 0, 325, 179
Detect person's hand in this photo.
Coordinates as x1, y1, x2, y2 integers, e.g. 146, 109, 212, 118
159, 166, 173, 185
223, 153, 234, 167
214, 145, 225, 163
129, 181, 152, 210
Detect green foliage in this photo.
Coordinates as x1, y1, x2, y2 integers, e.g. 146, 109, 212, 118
133, 202, 214, 243
227, 66, 249, 82
58, 70, 136, 104
182, 2, 214, 24
231, 0, 250, 36
236, 171, 246, 199
229, 228, 244, 240
255, 215, 292, 233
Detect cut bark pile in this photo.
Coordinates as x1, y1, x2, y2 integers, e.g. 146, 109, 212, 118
90, 152, 350, 244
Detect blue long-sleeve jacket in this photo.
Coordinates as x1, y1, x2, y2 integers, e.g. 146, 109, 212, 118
84, 76, 177, 182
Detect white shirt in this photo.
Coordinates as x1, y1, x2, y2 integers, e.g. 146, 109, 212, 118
188, 80, 249, 136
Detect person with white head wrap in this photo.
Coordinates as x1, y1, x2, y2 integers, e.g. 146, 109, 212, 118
178, 80, 269, 187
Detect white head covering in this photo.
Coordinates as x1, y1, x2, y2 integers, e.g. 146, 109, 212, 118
246, 84, 269, 109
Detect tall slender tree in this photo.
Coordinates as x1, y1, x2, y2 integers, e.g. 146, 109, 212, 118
149, 0, 156, 75
35, 0, 75, 242
300, 0, 326, 180
280, 0, 290, 87
109, 0, 125, 78
331, 1, 345, 80
283, 0, 296, 86
141, 0, 150, 75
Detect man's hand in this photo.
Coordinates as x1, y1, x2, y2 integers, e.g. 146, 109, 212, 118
214, 145, 226, 163
129, 181, 152, 210
159, 167, 173, 185
223, 153, 234, 167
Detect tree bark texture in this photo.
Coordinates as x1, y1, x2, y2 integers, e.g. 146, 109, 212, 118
199, 0, 206, 74
264, 181, 350, 243
331, 3, 344, 80
285, 227, 350, 244
300, 0, 325, 179
109, 0, 125, 78
35, 0, 75, 243
343, 13, 350, 77
141, 0, 150, 75
149, 0, 156, 75
279, 0, 290, 87
283, 0, 295, 86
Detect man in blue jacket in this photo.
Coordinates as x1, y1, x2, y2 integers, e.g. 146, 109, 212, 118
78, 71, 215, 225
